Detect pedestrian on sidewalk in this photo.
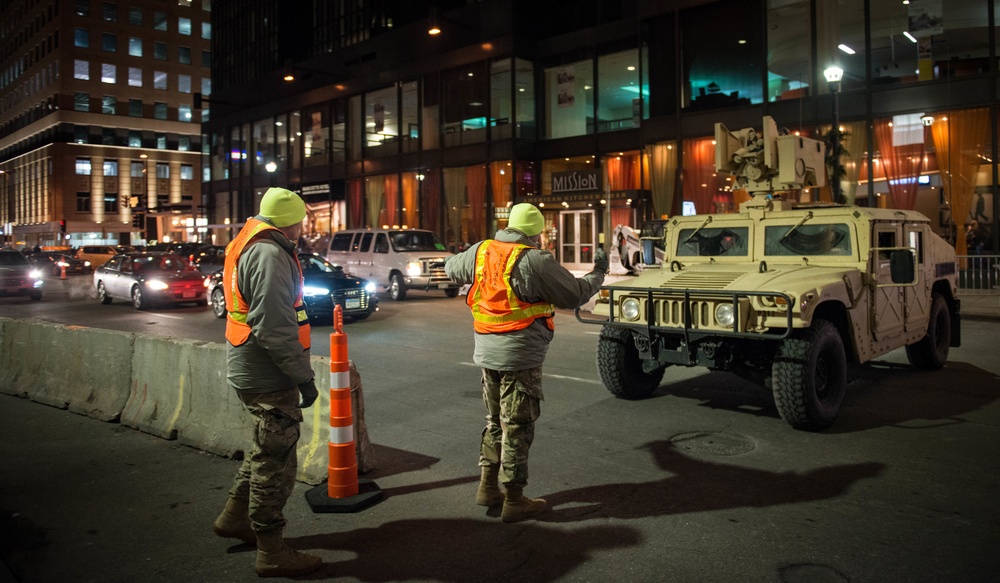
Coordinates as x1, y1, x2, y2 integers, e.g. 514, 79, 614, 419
445, 202, 608, 523
212, 187, 322, 578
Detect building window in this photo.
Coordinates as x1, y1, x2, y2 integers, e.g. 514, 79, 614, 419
201, 22, 211, 39
77, 193, 92, 212
74, 28, 89, 48
201, 78, 212, 96
74, 92, 90, 112
154, 11, 167, 31
102, 95, 116, 114
128, 99, 142, 117
201, 50, 211, 68
128, 37, 142, 56
129, 133, 142, 148
442, 64, 489, 145
178, 74, 191, 93
682, 1, 764, 109
178, 46, 191, 64
178, 17, 192, 35
515, 58, 536, 139
156, 134, 167, 149
76, 158, 92, 175
102, 128, 116, 145
179, 104, 192, 122
128, 6, 142, 25
153, 71, 167, 90
154, 41, 167, 60
76, 0, 90, 17
102, 33, 117, 52
364, 85, 398, 157
104, 160, 119, 176
544, 58, 594, 139
180, 165, 194, 180
74, 59, 90, 80
154, 102, 167, 120
103, 195, 117, 213
102, 2, 117, 21
101, 63, 116, 84
597, 48, 643, 132
75, 126, 89, 144
156, 163, 169, 179
179, 136, 191, 151
128, 67, 142, 87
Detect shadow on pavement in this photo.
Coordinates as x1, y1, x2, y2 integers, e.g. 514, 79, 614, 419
536, 441, 883, 523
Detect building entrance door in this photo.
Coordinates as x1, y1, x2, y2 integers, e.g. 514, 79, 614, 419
558, 210, 596, 271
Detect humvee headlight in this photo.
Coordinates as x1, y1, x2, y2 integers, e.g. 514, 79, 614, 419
621, 298, 641, 321
715, 303, 735, 327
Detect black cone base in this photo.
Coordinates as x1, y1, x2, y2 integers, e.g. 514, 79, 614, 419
305, 477, 384, 513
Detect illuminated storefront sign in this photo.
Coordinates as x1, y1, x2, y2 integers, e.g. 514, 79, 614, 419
551, 170, 600, 194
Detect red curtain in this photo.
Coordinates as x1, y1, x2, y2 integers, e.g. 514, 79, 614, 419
347, 178, 364, 228
466, 165, 487, 243
874, 121, 924, 210
383, 174, 399, 227
611, 207, 633, 228
401, 173, 418, 228
420, 169, 441, 234
682, 138, 717, 214
605, 154, 641, 190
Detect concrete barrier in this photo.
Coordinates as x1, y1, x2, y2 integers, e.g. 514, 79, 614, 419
0, 318, 132, 422
0, 317, 375, 486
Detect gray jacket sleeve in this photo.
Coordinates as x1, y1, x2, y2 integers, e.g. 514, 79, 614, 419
443, 242, 483, 285
516, 249, 605, 310
239, 240, 314, 385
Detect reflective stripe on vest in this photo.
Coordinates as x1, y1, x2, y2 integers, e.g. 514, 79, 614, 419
467, 240, 555, 334
223, 218, 311, 349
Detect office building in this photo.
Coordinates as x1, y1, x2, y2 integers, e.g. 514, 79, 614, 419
0, 0, 212, 249
205, 0, 997, 267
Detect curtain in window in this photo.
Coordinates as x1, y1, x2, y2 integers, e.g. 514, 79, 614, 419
401, 173, 418, 228
603, 153, 641, 191
466, 165, 487, 243
420, 169, 441, 234
489, 161, 513, 234
443, 167, 466, 250
931, 108, 990, 255
347, 178, 363, 228
383, 174, 399, 227
611, 207, 633, 228
682, 138, 717, 214
874, 120, 924, 211
646, 142, 677, 218
365, 176, 385, 228
840, 120, 867, 205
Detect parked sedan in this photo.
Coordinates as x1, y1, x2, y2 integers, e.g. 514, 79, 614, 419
207, 253, 378, 322
29, 252, 92, 276
94, 252, 207, 310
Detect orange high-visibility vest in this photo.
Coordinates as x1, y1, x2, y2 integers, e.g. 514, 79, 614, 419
223, 218, 311, 349
467, 240, 555, 334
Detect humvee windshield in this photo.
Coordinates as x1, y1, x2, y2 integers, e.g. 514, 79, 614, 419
676, 226, 749, 257
764, 224, 853, 256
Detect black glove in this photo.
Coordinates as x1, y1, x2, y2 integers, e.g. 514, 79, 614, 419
594, 247, 609, 273
298, 379, 319, 409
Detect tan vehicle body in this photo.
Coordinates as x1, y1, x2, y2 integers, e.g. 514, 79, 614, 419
584, 195, 961, 431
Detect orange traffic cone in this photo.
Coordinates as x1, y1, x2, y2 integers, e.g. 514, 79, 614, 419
60, 264, 67, 279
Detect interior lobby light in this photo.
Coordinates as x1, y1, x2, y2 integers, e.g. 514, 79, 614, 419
823, 66, 844, 83
903, 31, 917, 43
428, 7, 441, 35
838, 44, 856, 55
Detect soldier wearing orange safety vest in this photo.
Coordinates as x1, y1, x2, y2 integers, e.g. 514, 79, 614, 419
445, 202, 608, 523
212, 187, 322, 578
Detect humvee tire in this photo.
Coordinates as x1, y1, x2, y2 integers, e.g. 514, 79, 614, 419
772, 319, 846, 431
597, 325, 667, 399
905, 293, 950, 370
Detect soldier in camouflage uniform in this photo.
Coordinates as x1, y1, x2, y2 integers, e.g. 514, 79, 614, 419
445, 203, 607, 523
212, 188, 322, 578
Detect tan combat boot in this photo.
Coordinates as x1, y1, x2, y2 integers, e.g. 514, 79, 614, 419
254, 530, 322, 578
475, 465, 505, 507
501, 488, 548, 523
211, 498, 255, 544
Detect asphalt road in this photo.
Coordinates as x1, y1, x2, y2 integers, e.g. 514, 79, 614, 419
1, 275, 999, 582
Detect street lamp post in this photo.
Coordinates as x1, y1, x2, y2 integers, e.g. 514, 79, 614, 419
824, 65, 845, 204
265, 161, 277, 187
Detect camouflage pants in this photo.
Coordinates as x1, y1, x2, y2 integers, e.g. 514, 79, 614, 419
227, 388, 302, 534
479, 367, 543, 490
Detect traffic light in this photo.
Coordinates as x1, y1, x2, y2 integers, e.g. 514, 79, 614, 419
59, 219, 66, 234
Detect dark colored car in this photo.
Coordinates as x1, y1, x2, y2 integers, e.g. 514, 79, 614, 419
94, 252, 207, 310
0, 249, 43, 301
207, 252, 378, 322
193, 245, 226, 275
29, 252, 92, 276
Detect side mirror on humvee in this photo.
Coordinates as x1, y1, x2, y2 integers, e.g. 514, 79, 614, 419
890, 249, 916, 284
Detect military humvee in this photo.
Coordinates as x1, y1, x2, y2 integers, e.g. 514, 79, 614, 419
578, 117, 961, 431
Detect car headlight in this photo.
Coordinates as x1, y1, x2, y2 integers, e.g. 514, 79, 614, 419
303, 285, 330, 296
364, 282, 377, 293
406, 262, 421, 276
715, 303, 735, 328
621, 298, 641, 321
29, 269, 43, 279
84, 261, 91, 267
147, 280, 169, 291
